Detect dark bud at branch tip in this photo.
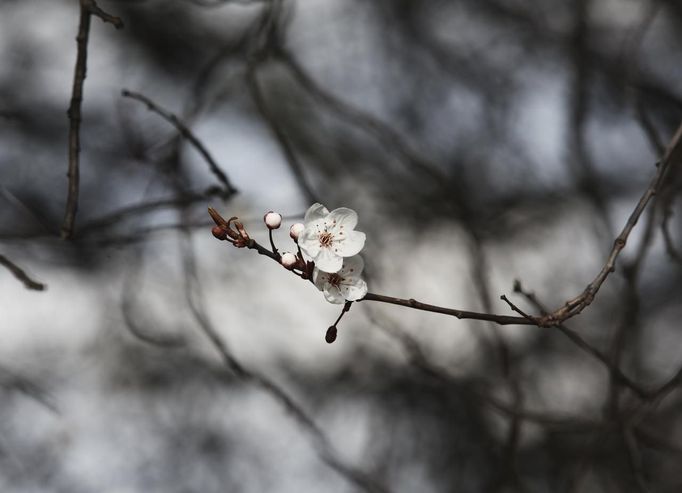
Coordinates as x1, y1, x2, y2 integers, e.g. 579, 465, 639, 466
325, 326, 338, 344
212, 226, 227, 240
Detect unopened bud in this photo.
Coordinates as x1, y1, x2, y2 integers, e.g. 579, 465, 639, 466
211, 226, 227, 240
280, 252, 297, 270
264, 211, 282, 230
289, 222, 305, 242
325, 326, 337, 344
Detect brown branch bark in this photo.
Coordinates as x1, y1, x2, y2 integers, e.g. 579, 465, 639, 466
538, 121, 682, 326
360, 292, 534, 326
62, 0, 123, 240
121, 90, 237, 197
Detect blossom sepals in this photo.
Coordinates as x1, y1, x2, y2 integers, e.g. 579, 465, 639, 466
313, 255, 368, 304
208, 207, 251, 248
299, 203, 366, 273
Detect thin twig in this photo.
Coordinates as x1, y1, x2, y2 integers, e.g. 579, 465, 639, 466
84, 0, 123, 28
245, 65, 319, 204
364, 309, 602, 432
360, 292, 535, 326
62, 0, 123, 239
78, 190, 219, 235
539, 120, 682, 326
512, 280, 648, 398
0, 254, 46, 291
122, 89, 238, 196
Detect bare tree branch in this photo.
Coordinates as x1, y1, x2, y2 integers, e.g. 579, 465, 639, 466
0, 254, 46, 291
122, 89, 238, 197
538, 122, 682, 326
62, 0, 123, 239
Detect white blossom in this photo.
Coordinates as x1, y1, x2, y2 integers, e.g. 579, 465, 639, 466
298, 203, 366, 273
313, 255, 368, 304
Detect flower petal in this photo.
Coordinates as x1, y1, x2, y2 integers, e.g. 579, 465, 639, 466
314, 247, 343, 273
304, 203, 329, 223
339, 255, 364, 277
341, 278, 367, 301
335, 231, 366, 257
327, 207, 358, 230
298, 227, 321, 258
323, 284, 345, 304
312, 268, 327, 290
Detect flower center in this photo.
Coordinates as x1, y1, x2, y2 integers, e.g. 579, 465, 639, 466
318, 231, 333, 248
327, 273, 342, 287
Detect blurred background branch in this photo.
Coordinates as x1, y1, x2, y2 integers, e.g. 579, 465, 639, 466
0, 0, 681, 491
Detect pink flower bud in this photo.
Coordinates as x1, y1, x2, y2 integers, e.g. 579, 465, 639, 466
289, 222, 305, 242
280, 252, 297, 270
263, 211, 282, 230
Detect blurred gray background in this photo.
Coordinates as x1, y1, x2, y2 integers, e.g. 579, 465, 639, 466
0, 0, 681, 491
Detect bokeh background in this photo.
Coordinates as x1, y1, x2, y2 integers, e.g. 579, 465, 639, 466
1, 0, 681, 491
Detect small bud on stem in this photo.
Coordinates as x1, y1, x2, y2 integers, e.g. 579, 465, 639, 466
264, 211, 282, 230
289, 223, 305, 242
281, 252, 297, 270
325, 326, 337, 344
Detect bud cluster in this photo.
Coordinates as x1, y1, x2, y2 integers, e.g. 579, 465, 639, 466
209, 203, 370, 344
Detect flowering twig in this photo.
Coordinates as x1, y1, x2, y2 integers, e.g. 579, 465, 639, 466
274, 34, 682, 330
186, 208, 388, 493
62, 0, 123, 240
209, 117, 681, 337
208, 207, 536, 331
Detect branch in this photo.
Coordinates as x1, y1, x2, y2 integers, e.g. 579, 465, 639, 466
207, 125, 682, 333
538, 121, 682, 326
0, 254, 46, 291
208, 208, 536, 327
83, 0, 123, 28
121, 89, 238, 197
276, 43, 681, 329
512, 280, 648, 398
78, 190, 220, 235
360, 292, 535, 326
61, 0, 123, 240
